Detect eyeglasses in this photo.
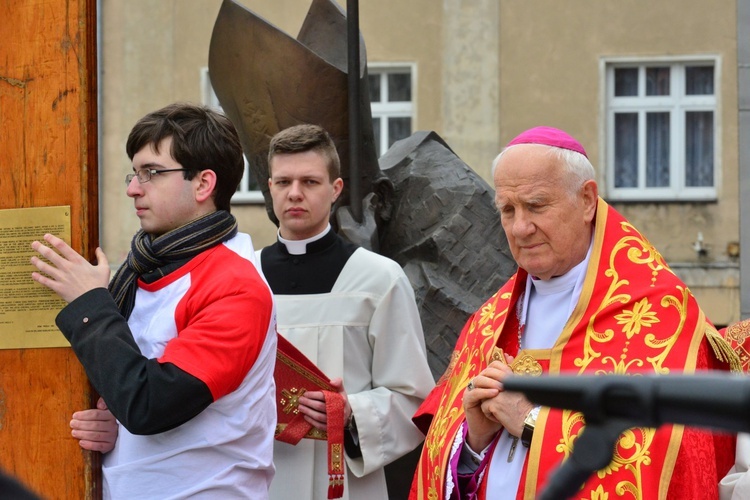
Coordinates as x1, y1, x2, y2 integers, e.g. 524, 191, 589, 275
125, 168, 190, 186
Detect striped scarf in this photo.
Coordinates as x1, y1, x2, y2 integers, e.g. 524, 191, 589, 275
108, 210, 238, 319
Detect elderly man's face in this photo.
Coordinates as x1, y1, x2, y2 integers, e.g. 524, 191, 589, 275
493, 144, 597, 280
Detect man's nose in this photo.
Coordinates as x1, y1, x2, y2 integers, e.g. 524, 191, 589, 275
126, 176, 142, 197
288, 180, 303, 199
512, 212, 536, 237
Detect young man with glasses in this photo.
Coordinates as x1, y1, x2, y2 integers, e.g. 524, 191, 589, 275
30, 102, 277, 499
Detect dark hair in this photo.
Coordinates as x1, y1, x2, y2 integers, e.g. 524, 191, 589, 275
267, 124, 341, 180
126, 102, 244, 211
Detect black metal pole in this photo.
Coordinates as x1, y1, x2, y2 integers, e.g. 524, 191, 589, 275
739, 0, 750, 319
347, 0, 363, 223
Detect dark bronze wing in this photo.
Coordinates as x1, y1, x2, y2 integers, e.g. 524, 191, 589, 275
208, 0, 379, 223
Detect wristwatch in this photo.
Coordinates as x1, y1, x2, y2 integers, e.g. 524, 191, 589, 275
521, 406, 540, 448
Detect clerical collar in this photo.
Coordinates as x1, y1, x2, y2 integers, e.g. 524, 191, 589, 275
531, 257, 588, 296
278, 224, 331, 255
520, 235, 594, 326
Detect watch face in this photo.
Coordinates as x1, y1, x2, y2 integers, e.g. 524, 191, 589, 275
526, 406, 540, 425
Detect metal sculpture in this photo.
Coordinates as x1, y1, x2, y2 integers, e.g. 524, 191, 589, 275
208, 0, 381, 231
208, 0, 516, 380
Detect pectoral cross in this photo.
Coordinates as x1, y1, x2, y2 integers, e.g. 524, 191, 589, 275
507, 436, 518, 462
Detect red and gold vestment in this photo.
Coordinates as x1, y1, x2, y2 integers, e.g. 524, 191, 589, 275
411, 198, 736, 500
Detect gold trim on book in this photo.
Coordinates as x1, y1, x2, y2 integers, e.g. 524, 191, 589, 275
275, 423, 328, 440
277, 350, 331, 389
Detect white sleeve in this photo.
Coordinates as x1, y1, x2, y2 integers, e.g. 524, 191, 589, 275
345, 265, 435, 477
719, 433, 750, 500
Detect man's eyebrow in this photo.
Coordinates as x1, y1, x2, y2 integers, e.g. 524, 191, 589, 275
133, 162, 166, 171
272, 174, 325, 181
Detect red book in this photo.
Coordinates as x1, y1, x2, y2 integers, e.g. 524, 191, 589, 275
274, 334, 345, 499
274, 333, 337, 441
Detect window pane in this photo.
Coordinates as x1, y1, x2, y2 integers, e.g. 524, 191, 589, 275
237, 174, 260, 192
646, 67, 670, 96
685, 111, 714, 186
614, 113, 639, 187
235, 156, 259, 193
246, 171, 260, 191
368, 74, 381, 102
614, 68, 638, 96
646, 112, 670, 187
388, 117, 411, 147
388, 73, 411, 102
372, 117, 382, 157
686, 66, 714, 95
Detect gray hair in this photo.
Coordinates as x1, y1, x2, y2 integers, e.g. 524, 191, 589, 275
491, 144, 595, 197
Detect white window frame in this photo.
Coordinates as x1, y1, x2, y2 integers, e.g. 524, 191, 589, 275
201, 67, 264, 204
368, 63, 416, 157
600, 56, 720, 202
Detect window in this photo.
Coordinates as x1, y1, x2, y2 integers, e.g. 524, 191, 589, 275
604, 59, 718, 201
368, 64, 415, 157
201, 68, 263, 204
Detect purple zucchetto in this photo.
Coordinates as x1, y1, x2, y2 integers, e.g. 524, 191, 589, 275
506, 126, 588, 158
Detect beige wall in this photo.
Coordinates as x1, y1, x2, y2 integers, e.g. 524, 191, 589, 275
100, 1, 505, 262
497, 0, 738, 260
496, 0, 739, 324
101, 0, 740, 323
101, 0, 279, 265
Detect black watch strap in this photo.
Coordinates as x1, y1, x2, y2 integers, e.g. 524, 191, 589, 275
521, 406, 540, 448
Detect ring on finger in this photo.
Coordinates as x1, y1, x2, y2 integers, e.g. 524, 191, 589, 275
467, 379, 475, 391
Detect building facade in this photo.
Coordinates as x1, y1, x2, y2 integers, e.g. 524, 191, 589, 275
100, 0, 741, 325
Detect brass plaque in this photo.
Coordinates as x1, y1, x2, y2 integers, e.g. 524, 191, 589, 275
0, 206, 71, 349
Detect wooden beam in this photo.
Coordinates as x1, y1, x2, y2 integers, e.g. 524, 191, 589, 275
0, 0, 99, 498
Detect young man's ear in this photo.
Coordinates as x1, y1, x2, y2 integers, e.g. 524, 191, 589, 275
195, 169, 218, 203
332, 177, 344, 203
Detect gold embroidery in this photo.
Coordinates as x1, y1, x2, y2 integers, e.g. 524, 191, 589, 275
598, 353, 645, 375
570, 221, 672, 500
643, 287, 688, 374
599, 427, 655, 500
511, 352, 543, 377
423, 289, 513, 492
589, 485, 609, 500
725, 319, 750, 344
478, 300, 497, 326
577, 223, 683, 376
557, 410, 654, 500
435, 349, 460, 387
555, 410, 585, 459
488, 346, 505, 364
430, 308, 506, 459
331, 443, 343, 473
280, 387, 306, 414
275, 423, 327, 440
614, 298, 660, 339
532, 205, 707, 499
705, 324, 742, 373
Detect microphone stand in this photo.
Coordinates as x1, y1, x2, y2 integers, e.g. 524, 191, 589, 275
538, 418, 633, 500
504, 372, 750, 499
